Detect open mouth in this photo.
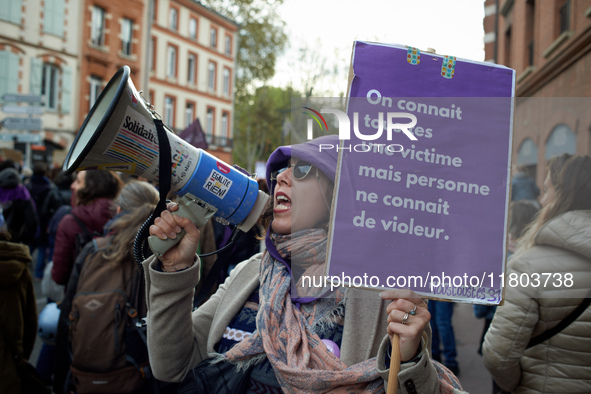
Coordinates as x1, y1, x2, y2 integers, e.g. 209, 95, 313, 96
275, 192, 291, 211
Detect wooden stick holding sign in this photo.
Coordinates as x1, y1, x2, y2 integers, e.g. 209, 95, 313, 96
387, 334, 401, 394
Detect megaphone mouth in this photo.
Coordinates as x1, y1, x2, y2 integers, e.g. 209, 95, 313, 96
64, 66, 131, 174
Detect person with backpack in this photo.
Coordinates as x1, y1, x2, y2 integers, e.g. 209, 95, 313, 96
54, 180, 171, 393
482, 156, 591, 393
51, 170, 123, 286
26, 163, 66, 280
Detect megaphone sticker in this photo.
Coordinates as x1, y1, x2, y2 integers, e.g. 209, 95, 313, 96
217, 161, 231, 174
204, 169, 233, 199
106, 118, 158, 174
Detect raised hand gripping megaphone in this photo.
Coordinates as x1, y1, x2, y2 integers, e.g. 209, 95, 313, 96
63, 66, 269, 257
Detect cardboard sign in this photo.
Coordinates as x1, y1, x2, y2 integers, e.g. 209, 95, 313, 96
325, 42, 515, 304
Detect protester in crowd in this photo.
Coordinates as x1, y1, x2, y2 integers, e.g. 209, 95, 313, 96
52, 169, 74, 207
428, 300, 459, 376
41, 169, 75, 266
144, 135, 464, 393
483, 155, 591, 393
506, 200, 540, 256
0, 159, 20, 172
510, 164, 540, 202
51, 170, 123, 285
0, 165, 39, 247
474, 199, 539, 394
26, 163, 65, 280
539, 153, 572, 208
0, 228, 39, 394
53, 180, 165, 393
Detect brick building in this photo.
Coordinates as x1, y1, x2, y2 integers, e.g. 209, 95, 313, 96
78, 0, 146, 150
484, 0, 591, 185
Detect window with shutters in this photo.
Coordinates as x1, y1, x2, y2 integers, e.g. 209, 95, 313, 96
121, 18, 133, 56
0, 0, 22, 24
189, 18, 198, 40
225, 35, 232, 56
42, 63, 59, 110
91, 6, 106, 47
43, 0, 65, 36
0, 51, 19, 98
188, 53, 196, 84
206, 107, 215, 135
169, 7, 178, 31
208, 61, 216, 92
223, 67, 231, 96
221, 111, 230, 145
210, 27, 217, 47
185, 102, 195, 128
167, 45, 177, 78
164, 96, 175, 127
558, 0, 571, 35
89, 76, 103, 110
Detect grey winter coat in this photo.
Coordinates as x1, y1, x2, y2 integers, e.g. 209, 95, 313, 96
483, 210, 591, 393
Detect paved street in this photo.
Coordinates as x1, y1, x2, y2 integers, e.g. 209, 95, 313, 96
451, 302, 493, 393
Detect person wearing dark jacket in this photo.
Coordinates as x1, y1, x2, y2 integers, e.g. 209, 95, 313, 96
0, 166, 39, 247
0, 229, 39, 394
51, 170, 122, 285
26, 163, 65, 279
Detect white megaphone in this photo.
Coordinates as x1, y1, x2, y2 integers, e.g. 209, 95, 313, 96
63, 66, 269, 257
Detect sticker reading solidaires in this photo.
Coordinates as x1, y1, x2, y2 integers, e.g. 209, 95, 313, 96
204, 169, 232, 199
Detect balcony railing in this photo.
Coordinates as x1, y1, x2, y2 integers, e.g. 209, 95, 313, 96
205, 133, 233, 148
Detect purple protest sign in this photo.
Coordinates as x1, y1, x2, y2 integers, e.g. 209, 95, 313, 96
324, 42, 515, 304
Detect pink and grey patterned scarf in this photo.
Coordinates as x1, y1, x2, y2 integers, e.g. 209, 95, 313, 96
221, 229, 384, 393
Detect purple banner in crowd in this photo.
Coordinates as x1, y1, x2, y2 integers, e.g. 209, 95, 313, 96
325, 42, 515, 304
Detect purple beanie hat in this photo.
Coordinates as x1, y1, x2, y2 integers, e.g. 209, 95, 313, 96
265, 134, 340, 192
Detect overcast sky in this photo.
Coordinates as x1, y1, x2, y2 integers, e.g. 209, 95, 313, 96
270, 0, 486, 95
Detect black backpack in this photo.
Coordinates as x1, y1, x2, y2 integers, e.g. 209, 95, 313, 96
38, 183, 65, 229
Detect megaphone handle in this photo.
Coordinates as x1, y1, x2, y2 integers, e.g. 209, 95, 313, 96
148, 229, 186, 258
147, 195, 217, 258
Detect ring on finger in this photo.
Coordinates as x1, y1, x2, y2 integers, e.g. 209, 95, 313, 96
409, 305, 417, 316
401, 312, 410, 325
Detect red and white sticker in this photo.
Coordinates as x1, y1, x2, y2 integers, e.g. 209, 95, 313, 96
217, 161, 231, 174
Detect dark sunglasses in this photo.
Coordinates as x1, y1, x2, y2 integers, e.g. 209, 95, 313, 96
270, 161, 316, 181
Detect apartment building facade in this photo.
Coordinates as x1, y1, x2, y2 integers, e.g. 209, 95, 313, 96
484, 0, 591, 185
0, 0, 81, 165
148, 0, 237, 163
1, 0, 238, 167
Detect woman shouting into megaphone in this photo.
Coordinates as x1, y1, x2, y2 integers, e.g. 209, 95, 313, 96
143, 135, 464, 393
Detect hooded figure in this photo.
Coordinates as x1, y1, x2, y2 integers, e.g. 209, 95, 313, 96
0, 168, 39, 245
